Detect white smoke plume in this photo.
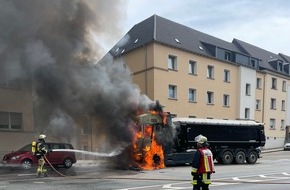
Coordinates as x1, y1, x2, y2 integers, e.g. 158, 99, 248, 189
0, 0, 154, 152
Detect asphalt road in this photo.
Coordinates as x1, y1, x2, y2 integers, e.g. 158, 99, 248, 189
0, 150, 289, 190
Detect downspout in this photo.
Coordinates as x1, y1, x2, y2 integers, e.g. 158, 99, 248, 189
262, 74, 266, 123
144, 44, 148, 95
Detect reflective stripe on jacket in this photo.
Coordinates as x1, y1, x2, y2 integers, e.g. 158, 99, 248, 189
198, 148, 215, 174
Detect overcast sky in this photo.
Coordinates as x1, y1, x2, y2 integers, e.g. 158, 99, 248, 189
119, 0, 290, 56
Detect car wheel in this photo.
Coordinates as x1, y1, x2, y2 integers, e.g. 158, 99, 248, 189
22, 159, 33, 170
63, 158, 73, 168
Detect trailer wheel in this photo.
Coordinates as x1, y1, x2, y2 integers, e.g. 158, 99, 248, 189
235, 151, 246, 164
246, 151, 258, 164
222, 151, 233, 164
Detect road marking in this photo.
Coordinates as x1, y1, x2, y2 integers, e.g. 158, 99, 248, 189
282, 172, 290, 176
18, 174, 35, 176
162, 184, 187, 189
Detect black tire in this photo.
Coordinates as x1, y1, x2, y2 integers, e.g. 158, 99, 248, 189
235, 151, 246, 164
22, 159, 33, 170
222, 151, 233, 164
246, 151, 258, 164
63, 158, 73, 168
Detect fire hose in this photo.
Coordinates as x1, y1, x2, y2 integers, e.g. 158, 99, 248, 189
44, 154, 66, 177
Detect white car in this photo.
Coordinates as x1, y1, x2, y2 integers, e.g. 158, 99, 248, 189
284, 143, 290, 151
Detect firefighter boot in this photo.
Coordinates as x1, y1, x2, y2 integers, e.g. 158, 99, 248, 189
37, 166, 42, 178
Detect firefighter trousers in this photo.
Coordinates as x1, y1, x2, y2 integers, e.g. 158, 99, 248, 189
37, 157, 47, 177
192, 173, 211, 190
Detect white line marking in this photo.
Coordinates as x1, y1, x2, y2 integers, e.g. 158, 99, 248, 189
18, 174, 35, 176
33, 182, 45, 184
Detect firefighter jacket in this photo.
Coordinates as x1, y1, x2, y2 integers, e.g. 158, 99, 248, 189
191, 147, 215, 174
36, 140, 48, 158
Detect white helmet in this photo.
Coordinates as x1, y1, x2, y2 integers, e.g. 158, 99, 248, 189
195, 134, 207, 144
39, 134, 46, 139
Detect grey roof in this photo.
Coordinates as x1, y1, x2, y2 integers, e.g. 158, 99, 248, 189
111, 15, 244, 57
110, 14, 290, 76
232, 39, 285, 71
279, 53, 290, 63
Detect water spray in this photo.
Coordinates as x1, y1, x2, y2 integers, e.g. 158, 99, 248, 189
51, 149, 123, 157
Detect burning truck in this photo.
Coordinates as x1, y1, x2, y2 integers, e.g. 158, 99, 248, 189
111, 101, 176, 170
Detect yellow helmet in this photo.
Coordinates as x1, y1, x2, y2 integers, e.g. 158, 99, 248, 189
195, 134, 207, 144
38, 134, 46, 139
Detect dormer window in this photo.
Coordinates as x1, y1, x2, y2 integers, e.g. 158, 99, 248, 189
225, 52, 231, 61
278, 61, 283, 72
251, 59, 256, 68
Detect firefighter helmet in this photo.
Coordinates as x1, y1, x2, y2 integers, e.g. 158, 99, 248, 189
38, 134, 46, 139
195, 134, 207, 144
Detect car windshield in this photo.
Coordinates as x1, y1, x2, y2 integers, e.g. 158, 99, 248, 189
18, 144, 31, 151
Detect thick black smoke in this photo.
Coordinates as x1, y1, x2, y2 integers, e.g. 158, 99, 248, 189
0, 0, 153, 152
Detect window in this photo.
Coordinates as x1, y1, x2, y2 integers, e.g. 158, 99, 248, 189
256, 99, 261, 110
270, 98, 276, 109
278, 61, 283, 72
224, 70, 230, 82
189, 60, 197, 75
223, 94, 230, 106
271, 78, 277, 89
168, 55, 177, 70
281, 119, 285, 130
246, 83, 251, 95
188, 88, 196, 102
207, 65, 214, 79
282, 81, 286, 92
168, 85, 177, 99
0, 112, 22, 130
245, 108, 250, 119
225, 52, 231, 61
270, 118, 276, 129
251, 59, 257, 68
256, 78, 262, 89
282, 100, 286, 111
207, 91, 214, 104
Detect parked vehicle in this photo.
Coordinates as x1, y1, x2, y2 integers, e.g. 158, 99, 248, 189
2, 142, 77, 169
168, 118, 266, 165
284, 142, 290, 151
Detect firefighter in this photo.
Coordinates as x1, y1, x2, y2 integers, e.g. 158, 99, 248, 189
191, 135, 215, 190
35, 134, 49, 177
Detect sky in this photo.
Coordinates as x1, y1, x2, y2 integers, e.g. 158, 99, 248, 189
117, 0, 290, 56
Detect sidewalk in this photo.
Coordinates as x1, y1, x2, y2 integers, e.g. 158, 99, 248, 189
261, 148, 283, 153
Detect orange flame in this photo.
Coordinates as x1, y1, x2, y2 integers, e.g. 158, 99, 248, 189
131, 112, 166, 170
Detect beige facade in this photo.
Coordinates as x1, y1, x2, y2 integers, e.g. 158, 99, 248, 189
0, 84, 35, 158
121, 42, 289, 149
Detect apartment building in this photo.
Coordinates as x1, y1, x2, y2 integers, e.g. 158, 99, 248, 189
110, 15, 290, 149
0, 76, 35, 157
